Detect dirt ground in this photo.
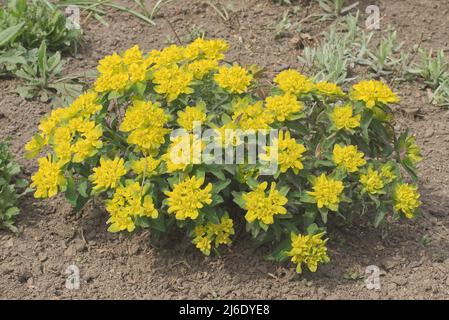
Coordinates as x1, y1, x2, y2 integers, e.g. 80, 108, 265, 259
1, 0, 449, 299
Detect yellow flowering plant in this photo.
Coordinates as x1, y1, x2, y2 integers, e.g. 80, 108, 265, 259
26, 38, 422, 274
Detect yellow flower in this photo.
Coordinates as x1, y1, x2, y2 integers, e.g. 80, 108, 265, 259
164, 176, 213, 220
122, 45, 144, 66
120, 100, 168, 132
90, 157, 127, 191
394, 184, 421, 219
147, 44, 186, 69
265, 94, 303, 122
105, 181, 158, 232
351, 80, 400, 108
25, 134, 45, 159
333, 144, 366, 173
193, 216, 235, 255
31, 155, 67, 198
177, 104, 207, 131
331, 105, 361, 131
210, 216, 235, 245
380, 163, 396, 184
360, 167, 384, 194
153, 64, 194, 102
404, 136, 422, 164
162, 134, 204, 173
262, 131, 306, 174
307, 173, 344, 211
274, 69, 314, 95
120, 100, 169, 152
243, 182, 288, 225
193, 236, 212, 255
131, 156, 160, 176
315, 81, 344, 96
187, 59, 219, 79
94, 46, 148, 93
214, 64, 252, 94
185, 38, 229, 61
71, 124, 103, 163
68, 91, 102, 118
286, 233, 330, 273
232, 99, 274, 130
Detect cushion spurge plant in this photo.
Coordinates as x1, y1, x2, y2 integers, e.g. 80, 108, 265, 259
26, 38, 422, 274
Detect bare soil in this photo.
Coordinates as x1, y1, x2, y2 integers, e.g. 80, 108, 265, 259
1, 0, 449, 299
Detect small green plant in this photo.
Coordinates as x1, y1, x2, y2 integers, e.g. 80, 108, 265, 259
408, 49, 449, 89
0, 139, 29, 232
317, 0, 359, 19
432, 78, 449, 107
0, 0, 81, 52
299, 27, 354, 84
0, 46, 27, 76
14, 41, 87, 105
183, 25, 207, 44
361, 30, 405, 76
55, 0, 156, 27
272, 10, 292, 39
206, 1, 233, 22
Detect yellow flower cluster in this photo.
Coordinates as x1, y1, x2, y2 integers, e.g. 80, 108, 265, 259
262, 131, 306, 174
90, 157, 127, 192
153, 64, 194, 102
30, 155, 67, 198
214, 64, 253, 94
394, 184, 421, 219
25, 92, 103, 162
165, 176, 212, 220
162, 134, 204, 173
95, 45, 149, 93
26, 38, 424, 269
333, 144, 366, 173
177, 103, 207, 131
274, 69, 314, 95
27, 92, 106, 198
243, 182, 288, 225
286, 233, 330, 273
193, 216, 235, 255
307, 174, 344, 211
131, 156, 160, 176
351, 80, 400, 108
105, 182, 158, 232
360, 167, 384, 194
331, 105, 361, 131
265, 94, 303, 122
232, 99, 274, 130
315, 81, 344, 97
404, 136, 422, 164
120, 99, 169, 152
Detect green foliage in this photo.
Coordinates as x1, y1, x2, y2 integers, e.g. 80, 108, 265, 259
317, 0, 358, 19
0, 0, 81, 52
13, 41, 87, 105
55, 0, 156, 27
0, 139, 29, 232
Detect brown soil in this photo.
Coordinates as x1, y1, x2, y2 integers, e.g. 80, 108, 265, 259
1, 0, 449, 299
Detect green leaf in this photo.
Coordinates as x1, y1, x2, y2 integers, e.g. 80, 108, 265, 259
77, 181, 89, 198
64, 175, 77, 206
374, 204, 388, 227
37, 41, 48, 82
232, 191, 245, 209
0, 22, 25, 47
300, 192, 316, 204
246, 176, 259, 190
